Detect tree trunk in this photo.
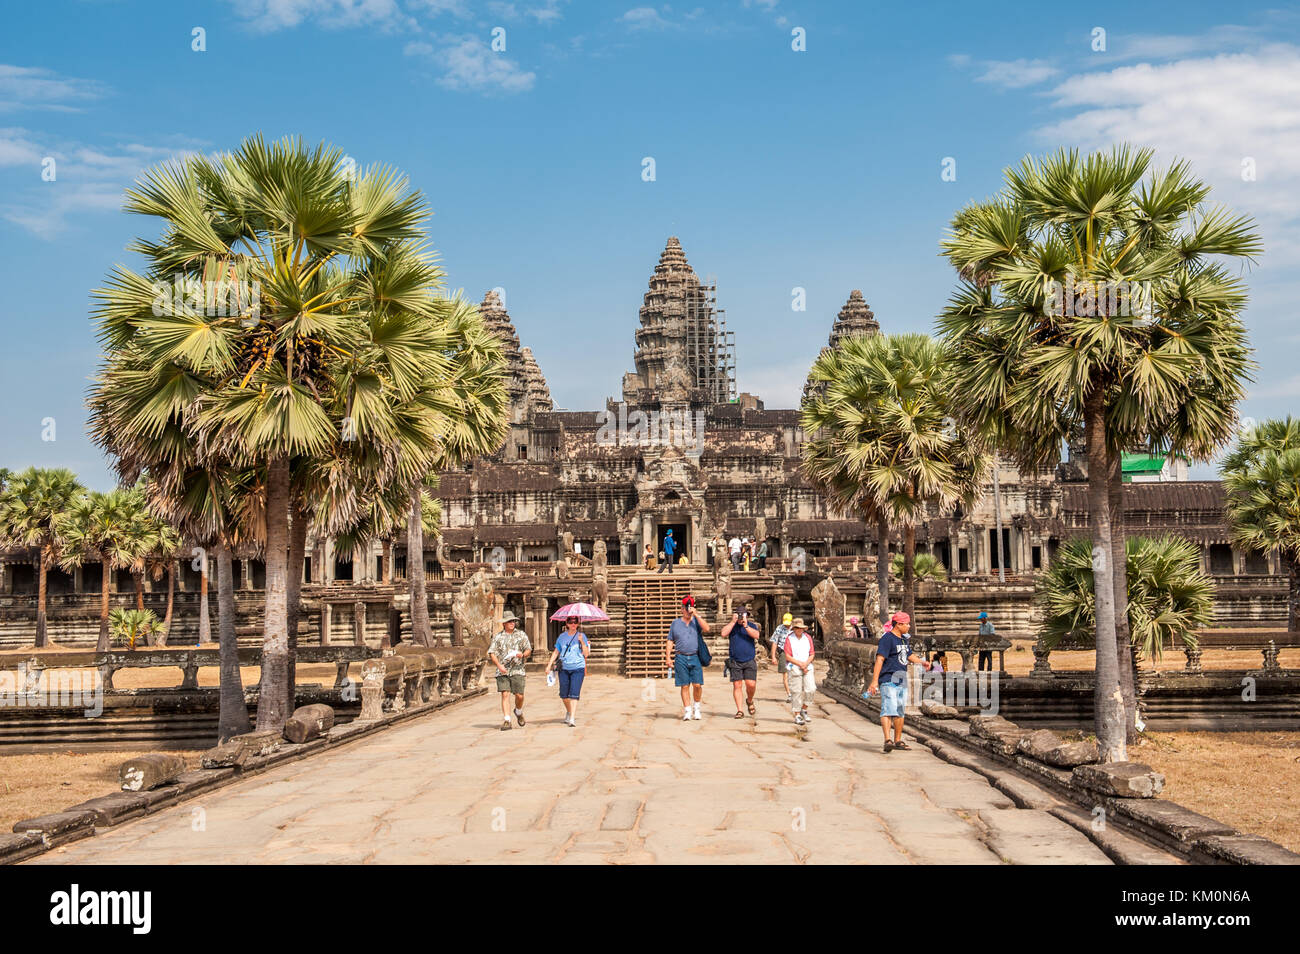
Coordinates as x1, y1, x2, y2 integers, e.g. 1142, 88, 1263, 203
876, 512, 890, 624
409, 484, 432, 647
198, 549, 211, 646
35, 546, 49, 648
285, 499, 308, 708
215, 538, 250, 742
992, 454, 1006, 583
97, 558, 111, 652
134, 572, 144, 612
903, 523, 916, 624
1109, 461, 1137, 741
1085, 392, 1126, 762
160, 563, 174, 647
256, 456, 292, 731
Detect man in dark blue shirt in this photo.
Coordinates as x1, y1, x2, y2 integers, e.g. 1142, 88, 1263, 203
866, 611, 931, 752
722, 604, 760, 718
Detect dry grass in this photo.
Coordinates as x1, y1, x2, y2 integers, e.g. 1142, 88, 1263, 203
5, 653, 350, 692
1131, 731, 1300, 854
0, 749, 201, 835
971, 640, 1300, 676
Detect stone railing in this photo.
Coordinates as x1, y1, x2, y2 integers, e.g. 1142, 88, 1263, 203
0, 645, 380, 693
358, 644, 485, 719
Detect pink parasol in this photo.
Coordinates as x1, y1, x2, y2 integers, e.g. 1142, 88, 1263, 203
550, 602, 610, 622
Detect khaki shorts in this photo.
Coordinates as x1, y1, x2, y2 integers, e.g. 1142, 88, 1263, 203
496, 673, 526, 694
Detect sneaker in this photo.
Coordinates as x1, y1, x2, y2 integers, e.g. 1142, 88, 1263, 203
683, 710, 693, 721
500, 721, 512, 731
566, 718, 577, 728
692, 706, 702, 720
515, 710, 525, 727
794, 713, 804, 726
800, 709, 810, 722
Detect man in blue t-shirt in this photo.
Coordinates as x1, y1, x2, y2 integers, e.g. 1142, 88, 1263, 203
866, 611, 931, 752
657, 529, 676, 574
666, 595, 712, 720
721, 604, 760, 718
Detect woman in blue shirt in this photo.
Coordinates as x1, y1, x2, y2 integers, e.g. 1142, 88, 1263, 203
545, 615, 590, 727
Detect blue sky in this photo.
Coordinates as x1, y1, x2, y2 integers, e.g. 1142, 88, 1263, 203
3, 0, 1299, 487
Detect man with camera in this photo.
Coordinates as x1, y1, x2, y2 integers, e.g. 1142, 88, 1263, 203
666, 595, 712, 720
722, 604, 760, 718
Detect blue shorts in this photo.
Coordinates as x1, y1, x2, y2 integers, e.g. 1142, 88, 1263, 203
673, 653, 703, 687
558, 668, 585, 700
879, 677, 908, 718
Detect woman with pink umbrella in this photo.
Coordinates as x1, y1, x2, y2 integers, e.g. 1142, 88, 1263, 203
544, 602, 607, 727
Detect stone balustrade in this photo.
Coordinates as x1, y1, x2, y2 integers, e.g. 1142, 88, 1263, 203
358, 644, 485, 719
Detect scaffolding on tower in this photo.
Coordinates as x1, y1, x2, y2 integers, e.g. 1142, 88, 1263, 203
686, 273, 737, 404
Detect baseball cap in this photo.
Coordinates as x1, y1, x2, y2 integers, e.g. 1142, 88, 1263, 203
682, 595, 695, 607
782, 613, 793, 624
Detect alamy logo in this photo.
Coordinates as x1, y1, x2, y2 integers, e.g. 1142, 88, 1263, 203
1043, 273, 1153, 321
150, 273, 262, 326
49, 884, 151, 934
594, 403, 705, 452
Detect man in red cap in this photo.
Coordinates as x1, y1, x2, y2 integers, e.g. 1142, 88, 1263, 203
865, 611, 931, 752
666, 595, 712, 720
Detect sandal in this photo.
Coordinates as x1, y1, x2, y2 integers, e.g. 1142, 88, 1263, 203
734, 711, 744, 719
893, 740, 912, 751
747, 703, 756, 716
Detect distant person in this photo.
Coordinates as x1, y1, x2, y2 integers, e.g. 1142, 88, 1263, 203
756, 540, 768, 569
729, 535, 742, 570
977, 611, 996, 672
865, 611, 932, 752
644, 543, 655, 569
770, 612, 793, 704
723, 604, 760, 718
667, 595, 712, 720
742, 537, 752, 571
931, 651, 946, 674
784, 618, 816, 725
544, 615, 589, 727
658, 529, 676, 573
488, 612, 531, 731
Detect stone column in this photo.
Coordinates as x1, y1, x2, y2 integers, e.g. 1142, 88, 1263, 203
320, 602, 332, 645
529, 596, 550, 654
690, 512, 701, 564
242, 560, 254, 590
354, 600, 367, 646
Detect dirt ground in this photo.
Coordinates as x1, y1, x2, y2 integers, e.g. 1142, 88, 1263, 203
1130, 731, 1300, 854
0, 749, 202, 835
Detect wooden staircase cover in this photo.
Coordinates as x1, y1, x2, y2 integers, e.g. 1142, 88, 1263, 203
623, 573, 694, 678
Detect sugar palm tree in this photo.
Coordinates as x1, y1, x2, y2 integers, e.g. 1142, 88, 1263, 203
939, 146, 1258, 759
92, 136, 436, 730
802, 333, 985, 626
891, 552, 948, 584
0, 467, 84, 647
1222, 417, 1300, 632
1038, 536, 1213, 664
56, 489, 148, 652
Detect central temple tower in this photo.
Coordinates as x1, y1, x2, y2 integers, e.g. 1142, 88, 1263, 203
621, 237, 736, 407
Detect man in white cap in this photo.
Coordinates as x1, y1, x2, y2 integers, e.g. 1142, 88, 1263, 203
784, 618, 816, 725
488, 611, 531, 730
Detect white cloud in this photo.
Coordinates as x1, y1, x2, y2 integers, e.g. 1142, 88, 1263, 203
948, 55, 1059, 89
226, 0, 414, 32
0, 65, 106, 113
620, 7, 673, 30
419, 35, 536, 93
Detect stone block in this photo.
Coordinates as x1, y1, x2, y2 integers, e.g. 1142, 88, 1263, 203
231, 729, 283, 758
201, 740, 249, 769
64, 792, 149, 826
0, 831, 45, 863
120, 753, 186, 792
283, 703, 336, 744
1072, 762, 1165, 798
1016, 729, 1064, 760
1043, 740, 1099, 768
1194, 834, 1300, 866
12, 810, 97, 848
920, 700, 959, 719
968, 714, 1027, 756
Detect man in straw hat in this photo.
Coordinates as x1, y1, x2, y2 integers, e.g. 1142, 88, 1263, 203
488, 611, 532, 731
865, 611, 932, 751
784, 618, 816, 725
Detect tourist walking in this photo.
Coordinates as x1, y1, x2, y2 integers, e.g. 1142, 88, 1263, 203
977, 611, 996, 671
729, 534, 742, 570
784, 618, 816, 725
770, 612, 793, 703
488, 612, 531, 730
722, 604, 760, 718
544, 615, 589, 727
756, 539, 768, 569
666, 595, 712, 720
866, 611, 932, 752
658, 528, 677, 573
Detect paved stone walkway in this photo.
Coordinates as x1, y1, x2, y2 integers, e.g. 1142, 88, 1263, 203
34, 672, 1110, 864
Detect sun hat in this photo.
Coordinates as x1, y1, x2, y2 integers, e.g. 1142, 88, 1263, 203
501, 611, 520, 624
849, 616, 859, 625
791, 617, 808, 630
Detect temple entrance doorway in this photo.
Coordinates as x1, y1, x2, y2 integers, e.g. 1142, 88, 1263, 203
656, 522, 688, 564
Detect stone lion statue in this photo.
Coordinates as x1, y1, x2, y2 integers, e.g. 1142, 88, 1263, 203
592, 565, 609, 611
713, 557, 732, 617
452, 568, 497, 650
